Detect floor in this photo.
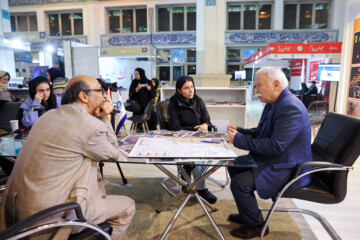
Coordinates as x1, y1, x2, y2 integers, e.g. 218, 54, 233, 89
116, 97, 359, 240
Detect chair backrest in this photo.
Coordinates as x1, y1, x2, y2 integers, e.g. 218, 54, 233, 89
156, 100, 170, 130
143, 99, 155, 121
307, 101, 329, 125
0, 101, 23, 132
312, 112, 360, 202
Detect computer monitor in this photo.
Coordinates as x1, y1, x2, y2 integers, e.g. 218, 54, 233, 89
234, 70, 246, 80
317, 64, 340, 82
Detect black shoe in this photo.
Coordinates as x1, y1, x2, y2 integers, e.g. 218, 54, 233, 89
230, 223, 269, 239
197, 189, 217, 204
227, 214, 243, 224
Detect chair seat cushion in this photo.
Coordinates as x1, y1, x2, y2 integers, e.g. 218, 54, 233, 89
128, 114, 147, 123
68, 221, 112, 240
283, 175, 339, 204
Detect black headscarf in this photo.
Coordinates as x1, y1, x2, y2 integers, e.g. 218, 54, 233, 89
29, 76, 58, 111
47, 68, 65, 82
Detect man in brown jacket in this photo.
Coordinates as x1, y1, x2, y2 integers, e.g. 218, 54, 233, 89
0, 75, 135, 239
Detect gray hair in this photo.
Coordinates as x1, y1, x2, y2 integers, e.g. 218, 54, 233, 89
255, 66, 289, 89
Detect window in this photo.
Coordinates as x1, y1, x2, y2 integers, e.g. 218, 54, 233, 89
283, 2, 330, 29
107, 7, 147, 34
227, 3, 272, 30
10, 13, 38, 32
48, 12, 83, 36
156, 48, 196, 83
157, 5, 196, 32
226, 47, 260, 81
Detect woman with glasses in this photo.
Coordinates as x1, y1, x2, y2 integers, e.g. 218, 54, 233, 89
20, 76, 61, 127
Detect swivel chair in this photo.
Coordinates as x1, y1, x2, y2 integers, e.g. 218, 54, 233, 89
260, 113, 360, 240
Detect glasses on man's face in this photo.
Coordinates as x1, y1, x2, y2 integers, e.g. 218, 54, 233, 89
83, 88, 105, 95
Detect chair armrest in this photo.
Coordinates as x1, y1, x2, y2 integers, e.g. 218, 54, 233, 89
0, 202, 86, 239
211, 125, 218, 132
293, 161, 350, 177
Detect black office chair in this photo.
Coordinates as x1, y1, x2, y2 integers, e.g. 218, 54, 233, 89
156, 100, 170, 130
0, 202, 112, 240
128, 99, 154, 134
260, 113, 360, 240
0, 101, 23, 132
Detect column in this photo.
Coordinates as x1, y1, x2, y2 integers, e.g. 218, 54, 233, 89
0, 0, 16, 75
194, 0, 231, 87
273, 0, 284, 30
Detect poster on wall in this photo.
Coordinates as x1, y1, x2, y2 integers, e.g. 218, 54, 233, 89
347, 17, 360, 118
308, 59, 324, 82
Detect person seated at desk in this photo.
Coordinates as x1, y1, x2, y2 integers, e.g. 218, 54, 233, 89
304, 80, 318, 95
226, 66, 312, 239
299, 82, 309, 94
167, 75, 217, 204
0, 75, 135, 239
0, 71, 14, 101
20, 76, 61, 127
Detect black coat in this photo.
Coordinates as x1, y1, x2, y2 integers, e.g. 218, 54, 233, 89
129, 78, 155, 113
167, 93, 212, 131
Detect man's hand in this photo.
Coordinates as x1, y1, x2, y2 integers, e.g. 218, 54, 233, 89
228, 125, 237, 131
227, 126, 238, 144
35, 92, 43, 103
95, 101, 113, 119
194, 123, 208, 132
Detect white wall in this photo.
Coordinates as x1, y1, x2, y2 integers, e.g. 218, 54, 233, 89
99, 57, 152, 89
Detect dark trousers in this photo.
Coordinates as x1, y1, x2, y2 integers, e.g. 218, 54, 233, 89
228, 157, 263, 226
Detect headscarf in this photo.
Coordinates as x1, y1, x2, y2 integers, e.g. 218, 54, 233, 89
47, 68, 65, 82
0, 71, 10, 91
28, 76, 58, 110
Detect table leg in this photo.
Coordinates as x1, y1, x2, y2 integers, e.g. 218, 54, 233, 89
158, 193, 192, 240
194, 192, 225, 240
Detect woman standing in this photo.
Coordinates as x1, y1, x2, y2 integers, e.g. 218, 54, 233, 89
20, 76, 61, 127
129, 68, 156, 129
167, 75, 217, 204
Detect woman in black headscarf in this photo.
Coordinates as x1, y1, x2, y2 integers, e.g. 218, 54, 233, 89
128, 68, 157, 129
20, 76, 61, 126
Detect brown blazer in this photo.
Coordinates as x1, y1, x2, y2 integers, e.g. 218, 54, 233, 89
0, 103, 120, 234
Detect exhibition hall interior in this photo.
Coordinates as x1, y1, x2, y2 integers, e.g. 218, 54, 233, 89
0, 0, 360, 239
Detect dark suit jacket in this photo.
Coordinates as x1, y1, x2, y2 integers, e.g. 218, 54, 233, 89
233, 88, 312, 199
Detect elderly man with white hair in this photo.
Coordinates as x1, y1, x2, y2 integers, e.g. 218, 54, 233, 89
226, 66, 312, 239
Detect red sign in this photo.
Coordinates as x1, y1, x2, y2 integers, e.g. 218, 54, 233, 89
308, 59, 324, 82
291, 59, 307, 77
244, 42, 342, 65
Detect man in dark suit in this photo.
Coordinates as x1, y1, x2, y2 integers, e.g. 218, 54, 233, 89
227, 66, 312, 239
305, 80, 318, 95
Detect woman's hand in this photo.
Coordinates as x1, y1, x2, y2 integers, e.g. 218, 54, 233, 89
194, 123, 208, 132
146, 85, 151, 91
227, 126, 238, 144
135, 83, 141, 92
35, 92, 43, 104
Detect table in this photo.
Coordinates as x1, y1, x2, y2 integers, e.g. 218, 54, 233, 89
117, 134, 256, 240
120, 157, 256, 240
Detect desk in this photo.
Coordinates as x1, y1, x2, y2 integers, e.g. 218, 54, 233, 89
118, 134, 256, 240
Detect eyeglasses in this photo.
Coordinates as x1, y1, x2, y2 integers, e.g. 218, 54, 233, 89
83, 88, 105, 95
